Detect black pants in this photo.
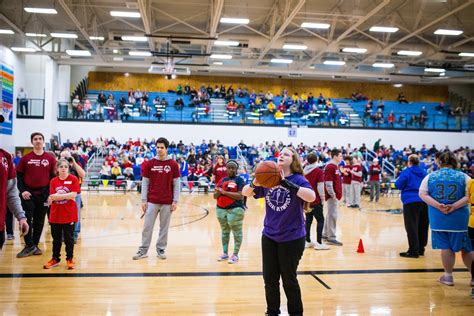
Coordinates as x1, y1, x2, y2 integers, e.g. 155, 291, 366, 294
402, 202, 429, 255
19, 100, 28, 115
50, 223, 75, 261
0, 230, 4, 250
305, 204, 324, 244
262, 235, 305, 316
21, 194, 48, 247
5, 208, 14, 235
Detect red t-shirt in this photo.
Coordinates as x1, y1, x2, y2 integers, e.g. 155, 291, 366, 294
17, 151, 56, 191
341, 165, 352, 184
143, 159, 180, 204
106, 156, 116, 165
122, 162, 133, 169
0, 149, 16, 229
49, 175, 80, 224
324, 163, 342, 201
369, 165, 381, 181
212, 164, 227, 185
304, 167, 324, 205
216, 176, 245, 209
351, 165, 363, 182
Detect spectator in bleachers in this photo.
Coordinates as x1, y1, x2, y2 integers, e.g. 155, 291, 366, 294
100, 161, 111, 179
122, 106, 130, 121
377, 98, 385, 112
387, 111, 396, 128
317, 93, 326, 105
110, 162, 122, 179
160, 97, 168, 107
133, 89, 142, 102
176, 84, 183, 95
227, 99, 238, 112
435, 102, 446, 113
307, 92, 314, 105
398, 92, 409, 104
184, 83, 191, 95
72, 95, 81, 119
375, 109, 384, 127
266, 101, 276, 115
408, 114, 418, 127
226, 85, 234, 101
265, 91, 274, 103
106, 95, 117, 120
419, 106, 428, 128
174, 97, 184, 110
97, 91, 107, 106
277, 101, 286, 113
274, 109, 284, 124
119, 96, 126, 112
290, 104, 299, 117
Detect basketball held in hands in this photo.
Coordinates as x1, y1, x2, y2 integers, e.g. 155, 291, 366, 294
254, 161, 281, 188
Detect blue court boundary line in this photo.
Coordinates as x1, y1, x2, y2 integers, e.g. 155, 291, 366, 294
0, 268, 468, 279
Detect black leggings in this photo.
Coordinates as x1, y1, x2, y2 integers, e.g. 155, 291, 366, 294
21, 194, 49, 247
305, 203, 324, 244
50, 223, 75, 261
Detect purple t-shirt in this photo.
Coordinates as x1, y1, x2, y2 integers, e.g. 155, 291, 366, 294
254, 174, 313, 242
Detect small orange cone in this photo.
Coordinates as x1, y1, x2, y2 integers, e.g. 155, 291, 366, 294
357, 239, 365, 253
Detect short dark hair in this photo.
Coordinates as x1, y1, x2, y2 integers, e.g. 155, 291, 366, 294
30, 132, 44, 142
156, 137, 169, 149
434, 151, 442, 159
439, 151, 458, 169
344, 155, 352, 162
306, 152, 318, 164
330, 148, 341, 158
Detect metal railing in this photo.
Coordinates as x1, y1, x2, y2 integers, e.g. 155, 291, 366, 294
16, 98, 45, 119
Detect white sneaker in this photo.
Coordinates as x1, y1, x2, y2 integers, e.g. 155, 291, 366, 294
314, 242, 330, 250
305, 241, 315, 248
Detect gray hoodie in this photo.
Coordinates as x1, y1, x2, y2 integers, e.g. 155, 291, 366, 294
303, 163, 325, 203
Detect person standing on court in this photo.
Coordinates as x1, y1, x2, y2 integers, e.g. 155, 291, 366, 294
212, 155, 227, 187
133, 137, 180, 260
349, 157, 363, 208
467, 178, 474, 297
341, 156, 352, 207
179, 156, 192, 193
16, 132, 56, 258
419, 152, 471, 286
303, 152, 329, 250
0, 145, 29, 250
242, 147, 315, 316
395, 154, 428, 258
214, 160, 245, 264
324, 148, 343, 246
369, 158, 381, 202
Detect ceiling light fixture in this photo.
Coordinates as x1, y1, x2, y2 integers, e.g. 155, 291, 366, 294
0, 29, 14, 34
372, 62, 395, 68
323, 60, 346, 65
11, 47, 38, 52
369, 26, 399, 33
283, 44, 308, 50
26, 33, 47, 37
213, 62, 223, 65
425, 67, 445, 73
210, 54, 232, 59
90, 36, 104, 40
397, 50, 423, 56
51, 32, 78, 38
271, 58, 293, 64
128, 51, 152, 57
121, 36, 147, 42
214, 40, 239, 46
459, 52, 474, 57
66, 50, 91, 57
110, 11, 141, 18
220, 18, 249, 24
113, 57, 124, 61
301, 22, 330, 29
342, 47, 367, 53
24, 7, 58, 14
434, 29, 463, 36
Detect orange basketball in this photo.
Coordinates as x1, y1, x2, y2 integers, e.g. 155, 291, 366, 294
254, 161, 281, 188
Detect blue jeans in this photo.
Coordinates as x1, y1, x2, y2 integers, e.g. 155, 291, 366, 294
74, 194, 82, 240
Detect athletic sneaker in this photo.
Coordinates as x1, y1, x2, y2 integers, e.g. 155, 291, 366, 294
217, 254, 229, 261
305, 241, 315, 248
132, 250, 148, 260
43, 258, 60, 269
314, 242, 330, 250
66, 259, 75, 270
326, 239, 343, 246
16, 246, 36, 258
157, 249, 167, 260
6, 234, 14, 240
438, 275, 454, 286
33, 247, 43, 255
228, 254, 239, 264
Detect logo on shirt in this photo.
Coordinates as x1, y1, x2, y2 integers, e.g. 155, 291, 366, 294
151, 165, 172, 173
41, 159, 50, 167
164, 165, 171, 173
265, 187, 291, 212
54, 186, 71, 205
1, 157, 8, 171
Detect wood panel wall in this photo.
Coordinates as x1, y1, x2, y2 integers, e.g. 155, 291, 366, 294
88, 72, 448, 102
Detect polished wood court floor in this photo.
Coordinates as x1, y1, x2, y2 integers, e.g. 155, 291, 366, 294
1, 191, 473, 315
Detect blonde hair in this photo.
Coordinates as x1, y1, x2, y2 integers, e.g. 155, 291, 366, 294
56, 158, 70, 169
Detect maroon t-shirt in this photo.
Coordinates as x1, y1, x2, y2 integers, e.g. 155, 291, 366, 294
143, 158, 180, 204
17, 151, 56, 191
324, 163, 342, 201
341, 165, 352, 184
0, 149, 16, 229
351, 165, 363, 182
369, 165, 381, 181
212, 164, 227, 185
49, 175, 80, 224
304, 167, 324, 206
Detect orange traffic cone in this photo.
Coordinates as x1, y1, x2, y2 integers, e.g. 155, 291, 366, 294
357, 239, 365, 253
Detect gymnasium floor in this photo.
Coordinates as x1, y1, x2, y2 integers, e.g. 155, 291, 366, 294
1, 191, 472, 315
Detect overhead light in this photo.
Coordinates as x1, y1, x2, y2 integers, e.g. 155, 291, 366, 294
283, 44, 308, 50
66, 50, 91, 57
210, 54, 232, 59
459, 52, 474, 57
373, 62, 395, 68
113, 49, 119, 54
26, 32, 47, 37
11, 47, 38, 52
214, 40, 239, 46
301, 22, 330, 29
24, 7, 58, 14
213, 62, 223, 65
397, 50, 422, 56
110, 11, 141, 18
323, 60, 346, 65
129, 51, 152, 57
271, 59, 293, 64
434, 29, 463, 36
342, 47, 367, 53
124, 72, 130, 77
51, 32, 78, 38
220, 17, 249, 24
369, 26, 399, 33
121, 36, 147, 42
425, 67, 445, 73
0, 29, 14, 34
393, 83, 403, 88
90, 36, 104, 40
113, 57, 124, 61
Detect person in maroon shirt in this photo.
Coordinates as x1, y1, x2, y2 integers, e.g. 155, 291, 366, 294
16, 132, 57, 258
212, 155, 227, 186
369, 158, 382, 202
133, 137, 180, 260
0, 146, 29, 250
323, 148, 343, 246
349, 158, 363, 208
341, 156, 352, 206
303, 152, 329, 250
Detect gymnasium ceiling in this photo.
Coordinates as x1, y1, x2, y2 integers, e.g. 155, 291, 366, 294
1, 0, 474, 84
